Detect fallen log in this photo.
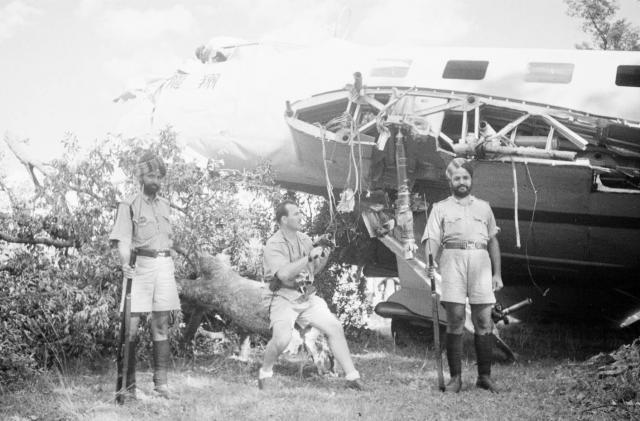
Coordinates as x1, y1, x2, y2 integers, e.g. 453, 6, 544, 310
178, 253, 271, 335
177, 253, 335, 374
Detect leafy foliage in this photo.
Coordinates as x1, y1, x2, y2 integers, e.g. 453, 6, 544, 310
299, 195, 374, 334
0, 129, 281, 386
0, 128, 375, 386
566, 0, 640, 50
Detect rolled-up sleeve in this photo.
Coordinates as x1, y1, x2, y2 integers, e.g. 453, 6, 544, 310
263, 242, 289, 280
109, 203, 132, 245
421, 203, 442, 244
486, 206, 500, 238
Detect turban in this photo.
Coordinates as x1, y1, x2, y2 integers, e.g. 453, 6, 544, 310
445, 158, 473, 180
135, 151, 166, 178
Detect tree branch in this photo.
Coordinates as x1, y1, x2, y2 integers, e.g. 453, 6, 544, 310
588, 12, 610, 49
0, 178, 20, 211
3, 131, 56, 189
67, 183, 108, 204
0, 231, 74, 248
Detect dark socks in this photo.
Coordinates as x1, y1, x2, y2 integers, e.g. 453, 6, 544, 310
152, 340, 170, 387
446, 333, 463, 377
474, 333, 493, 377
126, 339, 137, 392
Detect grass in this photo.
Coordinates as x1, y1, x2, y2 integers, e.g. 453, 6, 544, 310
1, 321, 638, 421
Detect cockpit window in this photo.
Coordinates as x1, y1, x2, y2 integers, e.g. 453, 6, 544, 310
525, 62, 574, 84
442, 60, 489, 80
616, 65, 640, 87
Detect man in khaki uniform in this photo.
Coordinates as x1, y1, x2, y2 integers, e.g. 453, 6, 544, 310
110, 151, 180, 399
424, 158, 503, 393
258, 200, 364, 391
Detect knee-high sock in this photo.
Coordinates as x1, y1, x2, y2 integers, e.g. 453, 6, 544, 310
153, 340, 170, 386
446, 333, 463, 377
126, 339, 137, 390
474, 333, 494, 376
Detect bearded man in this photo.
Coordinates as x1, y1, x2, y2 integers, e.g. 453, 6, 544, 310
109, 151, 180, 400
423, 158, 503, 393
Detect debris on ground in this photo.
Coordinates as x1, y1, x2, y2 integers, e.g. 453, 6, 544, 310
569, 337, 640, 419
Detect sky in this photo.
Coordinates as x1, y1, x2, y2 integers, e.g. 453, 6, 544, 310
0, 0, 639, 168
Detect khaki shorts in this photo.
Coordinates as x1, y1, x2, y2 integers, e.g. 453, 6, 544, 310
120, 255, 181, 313
266, 293, 336, 330
440, 249, 495, 305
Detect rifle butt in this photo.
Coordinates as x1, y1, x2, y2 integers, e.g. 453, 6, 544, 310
431, 291, 445, 392
115, 277, 133, 404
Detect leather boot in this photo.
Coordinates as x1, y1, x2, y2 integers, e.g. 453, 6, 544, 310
153, 340, 171, 399
475, 333, 499, 393
445, 333, 463, 393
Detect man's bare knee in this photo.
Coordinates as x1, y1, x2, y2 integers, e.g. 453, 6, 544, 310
444, 304, 466, 334
312, 314, 344, 339
270, 325, 293, 351
322, 319, 345, 339
473, 318, 492, 334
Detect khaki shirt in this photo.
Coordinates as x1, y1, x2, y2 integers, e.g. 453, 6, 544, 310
109, 193, 173, 249
263, 229, 313, 300
422, 195, 499, 245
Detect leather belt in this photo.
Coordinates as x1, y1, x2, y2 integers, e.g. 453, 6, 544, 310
136, 248, 171, 258
443, 241, 487, 250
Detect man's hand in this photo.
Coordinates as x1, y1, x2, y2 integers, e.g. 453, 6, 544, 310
427, 265, 437, 279
492, 273, 503, 291
122, 264, 135, 280
309, 246, 329, 262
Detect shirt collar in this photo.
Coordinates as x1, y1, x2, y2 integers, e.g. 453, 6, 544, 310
142, 193, 159, 204
275, 228, 299, 242
451, 195, 475, 205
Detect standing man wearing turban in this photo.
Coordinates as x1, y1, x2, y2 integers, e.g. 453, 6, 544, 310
109, 151, 180, 400
423, 158, 503, 393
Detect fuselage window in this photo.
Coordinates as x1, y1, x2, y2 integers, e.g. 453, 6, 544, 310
525, 62, 574, 83
616, 65, 640, 87
442, 60, 489, 80
370, 59, 412, 78
371, 67, 410, 78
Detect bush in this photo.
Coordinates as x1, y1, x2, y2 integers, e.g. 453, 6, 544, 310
0, 128, 376, 386
0, 253, 118, 388
0, 129, 280, 385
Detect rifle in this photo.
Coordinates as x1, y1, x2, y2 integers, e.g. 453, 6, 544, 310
429, 254, 445, 392
491, 298, 533, 324
115, 251, 136, 404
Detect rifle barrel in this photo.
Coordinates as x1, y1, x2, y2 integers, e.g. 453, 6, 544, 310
502, 298, 533, 316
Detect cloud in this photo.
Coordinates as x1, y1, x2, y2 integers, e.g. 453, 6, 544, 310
75, 0, 104, 18
351, 0, 470, 46
99, 5, 196, 43
0, 0, 41, 42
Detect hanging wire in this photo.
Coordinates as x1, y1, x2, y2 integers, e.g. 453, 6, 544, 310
524, 161, 549, 297
511, 158, 521, 248
316, 123, 336, 224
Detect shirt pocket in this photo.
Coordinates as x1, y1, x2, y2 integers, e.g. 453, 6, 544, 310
158, 213, 172, 238
443, 215, 464, 237
471, 216, 488, 238
134, 215, 157, 242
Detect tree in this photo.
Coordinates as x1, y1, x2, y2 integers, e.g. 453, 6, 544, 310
566, 0, 640, 50
0, 129, 282, 385
0, 128, 370, 385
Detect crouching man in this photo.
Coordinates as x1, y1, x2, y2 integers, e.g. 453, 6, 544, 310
258, 200, 364, 391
